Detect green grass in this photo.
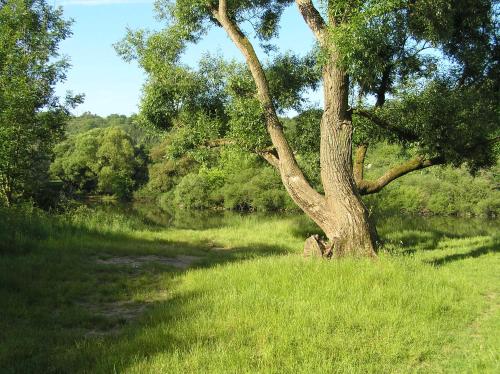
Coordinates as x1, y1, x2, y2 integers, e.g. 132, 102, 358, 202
0, 206, 498, 373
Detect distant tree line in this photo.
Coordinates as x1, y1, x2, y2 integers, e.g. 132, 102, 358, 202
45, 113, 498, 218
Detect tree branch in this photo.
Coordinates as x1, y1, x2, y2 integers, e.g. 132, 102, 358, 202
295, 0, 327, 44
211, 1, 330, 225
353, 143, 368, 185
203, 138, 281, 169
354, 108, 418, 142
258, 149, 280, 169
375, 65, 392, 108
357, 156, 443, 195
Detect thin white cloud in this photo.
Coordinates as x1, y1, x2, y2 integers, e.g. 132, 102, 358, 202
56, 0, 152, 6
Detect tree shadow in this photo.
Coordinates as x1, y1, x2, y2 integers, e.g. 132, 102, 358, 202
428, 241, 499, 267
2, 209, 497, 372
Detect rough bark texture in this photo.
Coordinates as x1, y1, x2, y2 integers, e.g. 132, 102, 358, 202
319, 61, 378, 257
303, 235, 325, 258
357, 156, 442, 195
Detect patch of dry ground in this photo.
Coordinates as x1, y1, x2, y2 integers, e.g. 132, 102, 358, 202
83, 254, 203, 336
96, 254, 202, 269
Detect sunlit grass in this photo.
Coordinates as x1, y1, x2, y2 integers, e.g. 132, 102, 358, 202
0, 206, 498, 373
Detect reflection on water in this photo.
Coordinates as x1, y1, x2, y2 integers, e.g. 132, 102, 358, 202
374, 214, 499, 238
89, 200, 499, 238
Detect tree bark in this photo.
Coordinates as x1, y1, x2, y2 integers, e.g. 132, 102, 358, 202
319, 61, 378, 257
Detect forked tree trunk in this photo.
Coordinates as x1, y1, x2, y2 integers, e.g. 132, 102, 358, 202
212, 2, 378, 257
294, 61, 378, 257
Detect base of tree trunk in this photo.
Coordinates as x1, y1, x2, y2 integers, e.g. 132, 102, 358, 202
303, 230, 377, 259
303, 235, 334, 259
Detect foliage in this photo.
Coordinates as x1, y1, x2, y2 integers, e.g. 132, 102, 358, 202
0, 0, 81, 206
116, 0, 499, 216
67, 112, 163, 151
325, 0, 499, 168
143, 135, 499, 216
50, 127, 148, 200
363, 143, 500, 217
142, 143, 297, 212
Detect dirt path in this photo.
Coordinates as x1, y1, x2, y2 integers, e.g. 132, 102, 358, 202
96, 254, 202, 269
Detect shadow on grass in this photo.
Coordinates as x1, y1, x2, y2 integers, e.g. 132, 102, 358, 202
1, 207, 497, 373
428, 240, 500, 267
0, 217, 291, 373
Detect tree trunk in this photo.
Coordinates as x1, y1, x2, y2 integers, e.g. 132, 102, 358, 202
316, 61, 378, 257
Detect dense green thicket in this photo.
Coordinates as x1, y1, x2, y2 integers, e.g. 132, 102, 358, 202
363, 143, 500, 217
66, 113, 161, 150
141, 143, 295, 212
50, 114, 498, 217
51, 126, 148, 200
140, 129, 498, 217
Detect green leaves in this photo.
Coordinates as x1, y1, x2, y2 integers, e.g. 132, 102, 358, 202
267, 53, 321, 112
51, 127, 148, 200
0, 0, 76, 205
121, 0, 498, 187
380, 78, 499, 172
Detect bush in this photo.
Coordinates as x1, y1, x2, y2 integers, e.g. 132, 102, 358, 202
51, 127, 148, 200
173, 172, 223, 209
363, 144, 500, 217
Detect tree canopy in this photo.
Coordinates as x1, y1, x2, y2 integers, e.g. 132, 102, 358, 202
51, 127, 148, 200
0, 0, 82, 206
118, 0, 498, 172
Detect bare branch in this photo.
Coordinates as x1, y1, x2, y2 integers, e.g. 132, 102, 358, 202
353, 143, 368, 185
218, 0, 227, 14
357, 156, 443, 195
258, 149, 280, 169
295, 0, 327, 44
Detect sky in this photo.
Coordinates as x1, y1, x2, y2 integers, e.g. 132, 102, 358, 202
53, 0, 318, 117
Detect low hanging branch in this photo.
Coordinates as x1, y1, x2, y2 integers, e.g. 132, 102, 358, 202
356, 156, 443, 195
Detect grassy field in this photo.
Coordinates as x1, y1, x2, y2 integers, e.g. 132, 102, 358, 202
0, 206, 498, 373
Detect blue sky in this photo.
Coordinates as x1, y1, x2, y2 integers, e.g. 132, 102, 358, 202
54, 0, 318, 116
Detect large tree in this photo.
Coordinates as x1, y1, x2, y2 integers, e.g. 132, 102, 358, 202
119, 0, 499, 257
0, 0, 81, 206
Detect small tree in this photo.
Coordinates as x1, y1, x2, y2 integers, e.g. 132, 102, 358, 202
119, 0, 499, 256
0, 0, 81, 206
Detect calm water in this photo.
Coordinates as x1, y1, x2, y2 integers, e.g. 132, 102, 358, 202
92, 201, 499, 239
